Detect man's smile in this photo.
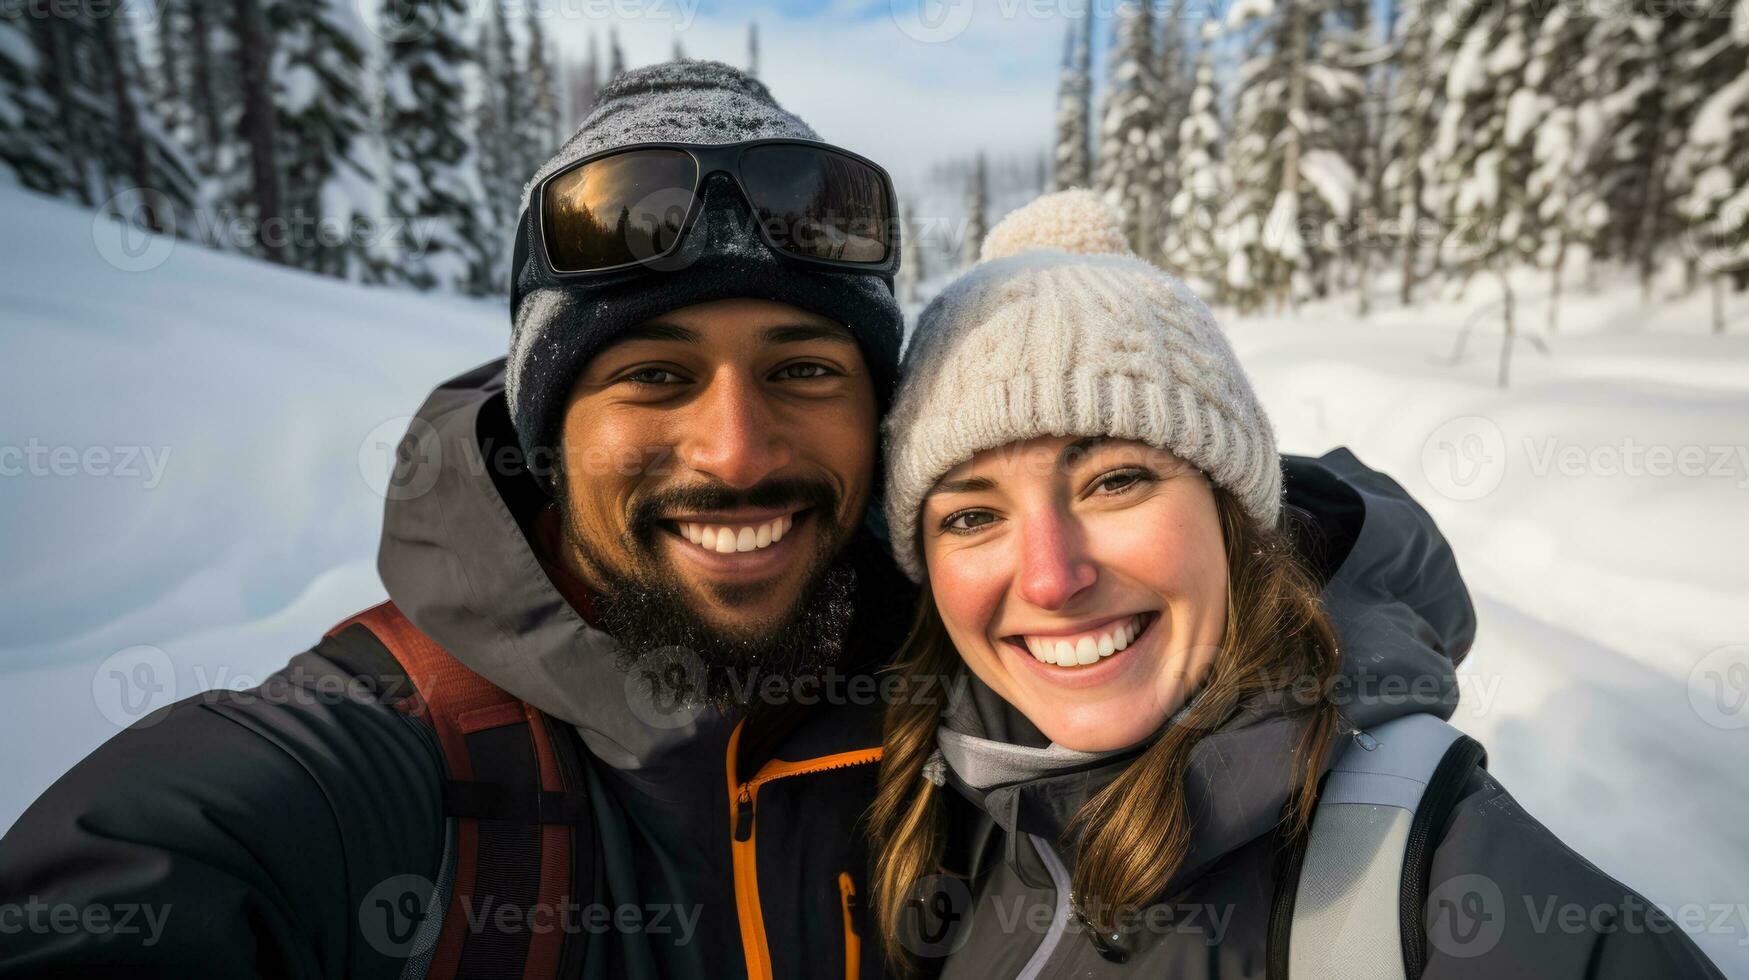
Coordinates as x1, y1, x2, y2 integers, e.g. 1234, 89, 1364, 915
659, 508, 814, 578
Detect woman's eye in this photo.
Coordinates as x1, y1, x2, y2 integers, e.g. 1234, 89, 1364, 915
623, 367, 684, 385
774, 362, 834, 381
1093, 468, 1149, 495
942, 510, 998, 534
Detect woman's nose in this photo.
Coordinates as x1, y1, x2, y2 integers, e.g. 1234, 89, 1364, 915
1013, 507, 1098, 610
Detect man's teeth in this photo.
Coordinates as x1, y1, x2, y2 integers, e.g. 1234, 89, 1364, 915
1022, 615, 1145, 667
678, 515, 794, 554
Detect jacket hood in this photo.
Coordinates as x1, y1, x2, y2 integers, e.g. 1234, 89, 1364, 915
942, 447, 1475, 894
375, 359, 739, 770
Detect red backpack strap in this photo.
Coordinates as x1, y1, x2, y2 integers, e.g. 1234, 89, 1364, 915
328, 601, 582, 980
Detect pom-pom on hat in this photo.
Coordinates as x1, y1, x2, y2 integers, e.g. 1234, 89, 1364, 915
881, 189, 1282, 582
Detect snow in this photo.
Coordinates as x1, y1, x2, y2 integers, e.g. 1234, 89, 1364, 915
1446, 26, 1491, 100
1690, 70, 1749, 146
3, 185, 1748, 973
1224, 0, 1276, 30
278, 64, 321, 115
0, 22, 37, 70
1266, 188, 1303, 260
1504, 87, 1545, 147
0, 186, 504, 830
1299, 148, 1358, 221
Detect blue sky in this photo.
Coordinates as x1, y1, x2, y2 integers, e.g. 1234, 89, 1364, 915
552, 0, 1092, 185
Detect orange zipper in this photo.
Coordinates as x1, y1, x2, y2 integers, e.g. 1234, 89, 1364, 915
726, 717, 883, 980
838, 871, 861, 980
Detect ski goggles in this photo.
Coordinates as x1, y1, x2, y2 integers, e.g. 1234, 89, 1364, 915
532, 138, 899, 276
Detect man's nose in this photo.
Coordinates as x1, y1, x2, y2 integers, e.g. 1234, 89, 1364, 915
676, 369, 792, 489
1013, 506, 1098, 610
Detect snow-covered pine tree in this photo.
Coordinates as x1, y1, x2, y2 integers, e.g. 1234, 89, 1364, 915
1052, 6, 1093, 191
1675, 24, 1749, 331
1324, 0, 1377, 302
232, 0, 289, 263
0, 19, 66, 194
524, 0, 561, 165
21, 13, 106, 205
1595, 1, 1740, 298
1427, 0, 1545, 383
964, 152, 987, 268
380, 0, 493, 293
608, 27, 625, 80
3, 6, 196, 229
1162, 33, 1228, 298
472, 1, 524, 290
1097, 0, 1167, 260
564, 34, 602, 132
1378, 0, 1445, 305
155, 0, 245, 219
898, 201, 925, 305
1223, 0, 1366, 309
1522, 2, 1610, 332
271, 0, 372, 277
1155, 0, 1191, 211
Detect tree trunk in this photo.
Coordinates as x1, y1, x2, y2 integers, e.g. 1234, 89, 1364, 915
1714, 274, 1726, 334
1279, 1, 1308, 313
232, 0, 285, 264
1636, 32, 1673, 302
1547, 234, 1567, 334
188, 0, 224, 156
96, 11, 160, 232
1497, 265, 1516, 389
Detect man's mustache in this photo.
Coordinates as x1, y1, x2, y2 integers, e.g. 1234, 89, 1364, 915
626, 477, 841, 543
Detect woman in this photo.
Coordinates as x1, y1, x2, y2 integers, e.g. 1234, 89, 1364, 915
868, 191, 1724, 978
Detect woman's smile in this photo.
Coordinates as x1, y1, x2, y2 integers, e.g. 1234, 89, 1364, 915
1003, 610, 1158, 667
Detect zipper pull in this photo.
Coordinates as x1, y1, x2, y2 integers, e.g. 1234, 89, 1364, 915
839, 872, 860, 935
734, 786, 754, 842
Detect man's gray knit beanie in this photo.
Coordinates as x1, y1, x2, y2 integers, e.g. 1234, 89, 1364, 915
883, 190, 1282, 582
506, 60, 903, 492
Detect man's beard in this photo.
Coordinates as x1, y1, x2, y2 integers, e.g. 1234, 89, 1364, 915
555, 474, 861, 710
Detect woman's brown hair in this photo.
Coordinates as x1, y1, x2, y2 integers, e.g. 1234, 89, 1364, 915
866, 486, 1345, 970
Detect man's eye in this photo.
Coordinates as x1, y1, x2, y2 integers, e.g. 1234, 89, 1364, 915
942, 510, 998, 534
623, 367, 684, 385
773, 362, 834, 381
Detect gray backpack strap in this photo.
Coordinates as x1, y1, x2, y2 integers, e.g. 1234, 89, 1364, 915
1282, 713, 1486, 980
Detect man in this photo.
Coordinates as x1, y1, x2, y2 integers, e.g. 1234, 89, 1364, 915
0, 62, 913, 979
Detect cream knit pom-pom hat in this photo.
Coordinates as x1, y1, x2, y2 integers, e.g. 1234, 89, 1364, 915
882, 189, 1282, 582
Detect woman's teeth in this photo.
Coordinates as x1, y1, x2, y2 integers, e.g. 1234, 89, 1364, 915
679, 515, 793, 554
1021, 615, 1145, 667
